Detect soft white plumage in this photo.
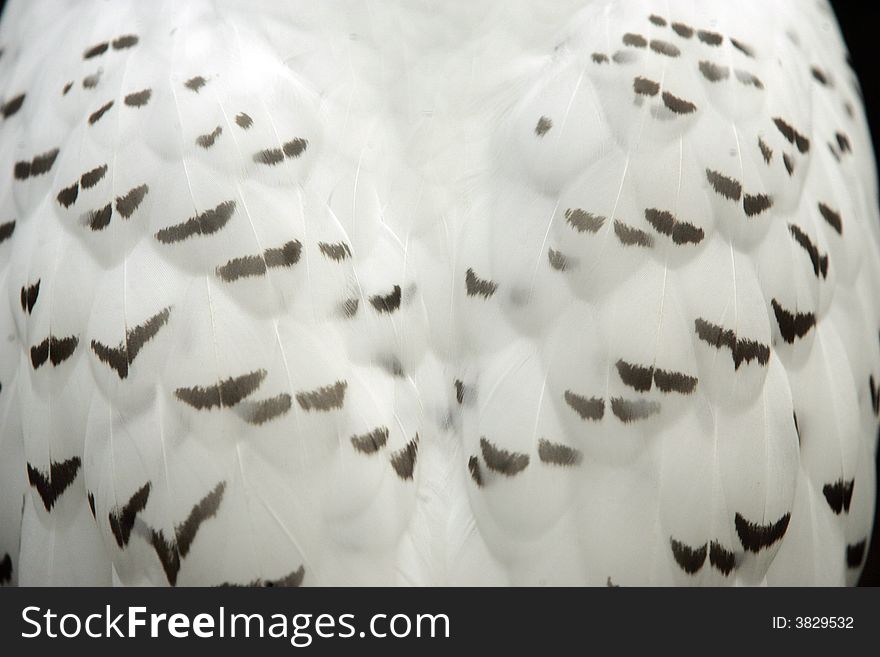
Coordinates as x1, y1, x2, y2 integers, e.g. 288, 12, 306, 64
0, 0, 876, 586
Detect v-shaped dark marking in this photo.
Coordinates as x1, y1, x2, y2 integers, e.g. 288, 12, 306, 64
369, 285, 402, 313
26, 457, 82, 511
91, 307, 171, 379
149, 481, 226, 585
20, 279, 40, 314
771, 299, 816, 343
109, 482, 152, 547
30, 335, 78, 369
822, 479, 855, 515
734, 511, 791, 552
670, 538, 707, 574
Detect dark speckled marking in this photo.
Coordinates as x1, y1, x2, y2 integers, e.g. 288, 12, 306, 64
758, 137, 773, 164
480, 437, 529, 476
730, 38, 754, 58
468, 456, 483, 486
254, 148, 284, 165
694, 318, 770, 369
1, 93, 25, 118
566, 208, 605, 233
111, 34, 139, 50
613, 220, 654, 247
30, 339, 49, 368
709, 541, 737, 575
645, 208, 703, 244
216, 241, 301, 282
115, 184, 148, 218
534, 116, 552, 137
155, 200, 236, 244
390, 436, 419, 480
235, 112, 253, 129
238, 394, 292, 425
20, 280, 39, 314
706, 169, 742, 201
84, 42, 109, 59
650, 39, 679, 57
378, 355, 405, 378
14, 148, 60, 180
817, 202, 842, 234
783, 153, 795, 176
547, 248, 572, 271
610, 397, 660, 423
184, 76, 207, 92
537, 438, 582, 466
743, 193, 772, 217
196, 126, 222, 149
351, 426, 389, 454
369, 285, 401, 313
81, 163, 108, 188
648, 14, 666, 27
822, 479, 855, 514
465, 268, 497, 298
175, 370, 266, 410
296, 380, 347, 412
318, 241, 352, 261
62, 81, 73, 95
57, 183, 79, 208
83, 71, 101, 89
84, 203, 113, 230
612, 50, 637, 65
697, 30, 723, 46
88, 100, 114, 125
0, 221, 14, 244
282, 138, 308, 158
847, 540, 866, 568
836, 132, 851, 153
670, 538, 707, 574
734, 69, 763, 89
671, 22, 694, 38
811, 66, 829, 86
661, 91, 697, 115
771, 299, 815, 343
735, 512, 790, 552
633, 76, 660, 96
654, 368, 697, 394
773, 117, 810, 153
591, 53, 609, 64
616, 359, 653, 392
564, 390, 604, 421
124, 88, 152, 107
622, 33, 647, 48
340, 298, 359, 318
264, 241, 302, 269
698, 60, 729, 82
